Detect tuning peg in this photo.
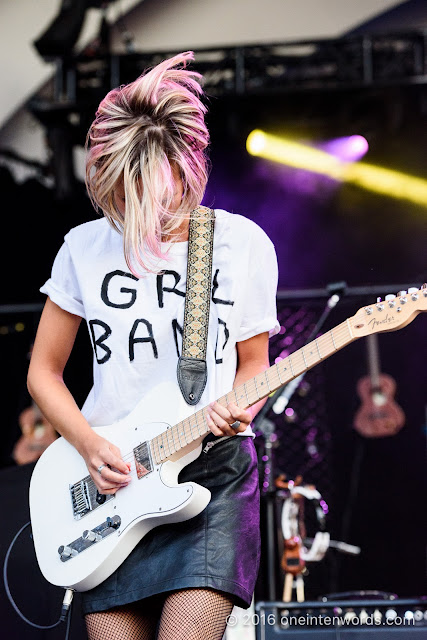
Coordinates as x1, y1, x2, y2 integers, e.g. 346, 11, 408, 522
408, 287, 419, 300
385, 294, 396, 307
397, 290, 407, 297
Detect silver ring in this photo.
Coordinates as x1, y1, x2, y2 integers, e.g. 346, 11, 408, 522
97, 464, 107, 475
230, 420, 241, 430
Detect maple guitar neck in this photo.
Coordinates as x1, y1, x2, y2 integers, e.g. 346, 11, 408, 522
150, 319, 355, 464
153, 284, 427, 462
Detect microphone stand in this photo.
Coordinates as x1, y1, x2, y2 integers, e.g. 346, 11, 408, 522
255, 281, 346, 601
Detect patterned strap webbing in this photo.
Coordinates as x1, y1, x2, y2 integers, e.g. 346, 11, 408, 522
177, 205, 215, 406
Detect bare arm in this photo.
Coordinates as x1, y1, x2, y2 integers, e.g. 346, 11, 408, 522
27, 298, 130, 493
207, 331, 270, 436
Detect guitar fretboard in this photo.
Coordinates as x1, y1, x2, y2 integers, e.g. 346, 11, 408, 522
150, 319, 354, 464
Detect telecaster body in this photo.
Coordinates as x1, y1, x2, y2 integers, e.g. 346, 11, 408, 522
29, 382, 211, 591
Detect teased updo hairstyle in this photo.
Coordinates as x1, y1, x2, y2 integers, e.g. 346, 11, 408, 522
85, 51, 209, 274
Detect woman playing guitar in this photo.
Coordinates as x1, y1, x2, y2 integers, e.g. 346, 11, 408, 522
27, 52, 280, 640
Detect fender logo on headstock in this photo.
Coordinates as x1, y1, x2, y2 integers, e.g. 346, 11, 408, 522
368, 313, 395, 330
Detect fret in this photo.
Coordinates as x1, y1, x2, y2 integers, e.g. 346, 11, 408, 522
179, 421, 187, 445
305, 344, 318, 369
187, 416, 197, 441
318, 331, 335, 358
294, 350, 306, 375
162, 431, 171, 458
200, 411, 209, 436
164, 431, 172, 458
258, 370, 270, 395
174, 424, 181, 449
176, 425, 185, 449
346, 318, 354, 339
243, 383, 250, 405
152, 436, 160, 464
235, 385, 247, 406
301, 347, 308, 369
195, 413, 204, 437
315, 338, 322, 360
277, 363, 284, 384
289, 356, 295, 377
330, 329, 337, 350
150, 439, 159, 465
166, 427, 175, 453
193, 410, 204, 438
264, 370, 272, 393
245, 383, 257, 406
156, 437, 163, 463
158, 433, 167, 460
201, 409, 209, 435
253, 376, 259, 400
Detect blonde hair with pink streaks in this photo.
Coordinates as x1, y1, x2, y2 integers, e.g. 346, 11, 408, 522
85, 51, 210, 274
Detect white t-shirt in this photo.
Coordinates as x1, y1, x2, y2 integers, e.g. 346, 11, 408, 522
40, 209, 280, 436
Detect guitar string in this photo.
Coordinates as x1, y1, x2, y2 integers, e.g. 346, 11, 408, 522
84, 321, 355, 482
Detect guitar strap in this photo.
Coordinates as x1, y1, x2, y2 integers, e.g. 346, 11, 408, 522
177, 205, 215, 405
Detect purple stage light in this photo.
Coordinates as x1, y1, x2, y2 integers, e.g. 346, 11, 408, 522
323, 135, 369, 162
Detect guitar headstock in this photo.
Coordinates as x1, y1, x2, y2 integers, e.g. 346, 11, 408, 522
350, 285, 427, 338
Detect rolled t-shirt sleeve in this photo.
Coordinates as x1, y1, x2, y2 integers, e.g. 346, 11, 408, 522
40, 238, 85, 318
238, 225, 280, 342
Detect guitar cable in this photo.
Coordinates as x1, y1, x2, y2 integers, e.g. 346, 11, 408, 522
3, 520, 74, 639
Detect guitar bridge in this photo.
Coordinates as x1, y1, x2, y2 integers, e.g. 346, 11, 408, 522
70, 477, 114, 520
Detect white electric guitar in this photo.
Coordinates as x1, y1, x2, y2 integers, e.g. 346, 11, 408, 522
29, 286, 427, 592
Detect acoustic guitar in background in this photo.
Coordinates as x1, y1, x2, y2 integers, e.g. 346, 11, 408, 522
12, 402, 58, 466
353, 333, 405, 438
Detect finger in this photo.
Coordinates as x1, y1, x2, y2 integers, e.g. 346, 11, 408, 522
209, 401, 232, 422
227, 404, 252, 432
103, 447, 130, 475
227, 402, 252, 424
205, 411, 224, 436
98, 465, 131, 486
94, 476, 130, 494
210, 402, 250, 434
208, 408, 237, 436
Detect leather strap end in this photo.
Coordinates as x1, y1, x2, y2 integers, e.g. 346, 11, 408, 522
177, 356, 208, 406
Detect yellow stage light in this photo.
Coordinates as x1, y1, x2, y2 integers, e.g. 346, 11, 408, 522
246, 129, 427, 207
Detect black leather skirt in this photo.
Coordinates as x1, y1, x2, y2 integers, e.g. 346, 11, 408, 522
81, 434, 261, 614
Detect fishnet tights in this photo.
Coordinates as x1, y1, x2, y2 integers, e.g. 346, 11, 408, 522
85, 588, 235, 640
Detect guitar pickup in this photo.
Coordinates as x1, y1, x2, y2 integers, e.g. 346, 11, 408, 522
58, 515, 121, 562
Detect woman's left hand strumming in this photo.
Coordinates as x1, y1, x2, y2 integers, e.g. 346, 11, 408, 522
206, 401, 252, 436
